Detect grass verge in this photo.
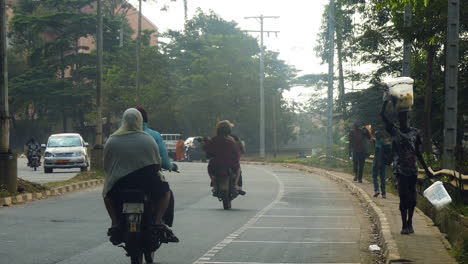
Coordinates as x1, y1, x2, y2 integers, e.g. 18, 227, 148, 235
43, 170, 104, 188
0, 170, 104, 198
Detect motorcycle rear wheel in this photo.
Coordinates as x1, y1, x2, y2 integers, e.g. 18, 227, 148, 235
130, 252, 143, 264
222, 190, 231, 210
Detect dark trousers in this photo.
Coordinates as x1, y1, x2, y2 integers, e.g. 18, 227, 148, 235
372, 164, 386, 194
164, 190, 175, 227
397, 175, 417, 211
353, 151, 366, 181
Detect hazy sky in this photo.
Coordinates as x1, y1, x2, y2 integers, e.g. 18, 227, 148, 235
136, 0, 329, 75
130, 0, 331, 102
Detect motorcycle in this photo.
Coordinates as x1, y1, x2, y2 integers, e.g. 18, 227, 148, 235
213, 168, 239, 210
28, 150, 41, 171
119, 189, 161, 264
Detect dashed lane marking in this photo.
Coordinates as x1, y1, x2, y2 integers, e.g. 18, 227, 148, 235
192, 167, 284, 264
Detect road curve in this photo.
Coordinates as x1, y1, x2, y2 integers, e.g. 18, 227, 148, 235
0, 163, 373, 264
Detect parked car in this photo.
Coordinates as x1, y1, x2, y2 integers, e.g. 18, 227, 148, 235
161, 134, 181, 160
41, 133, 89, 173
184, 137, 206, 162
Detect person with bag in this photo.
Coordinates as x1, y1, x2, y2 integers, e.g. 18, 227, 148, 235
348, 121, 372, 183
372, 131, 391, 198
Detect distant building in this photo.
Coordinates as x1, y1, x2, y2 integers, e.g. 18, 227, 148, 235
6, 0, 158, 51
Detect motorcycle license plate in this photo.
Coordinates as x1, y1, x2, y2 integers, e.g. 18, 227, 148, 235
122, 203, 144, 213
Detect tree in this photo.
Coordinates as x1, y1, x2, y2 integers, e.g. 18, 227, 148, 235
9, 0, 97, 133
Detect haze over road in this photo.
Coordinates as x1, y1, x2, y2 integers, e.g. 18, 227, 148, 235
0, 163, 374, 264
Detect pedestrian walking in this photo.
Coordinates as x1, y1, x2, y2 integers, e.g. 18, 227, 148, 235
380, 100, 433, 235
176, 136, 185, 161
348, 121, 371, 183
372, 131, 391, 198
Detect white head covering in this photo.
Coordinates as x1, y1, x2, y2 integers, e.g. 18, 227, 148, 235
102, 108, 162, 198
112, 108, 144, 136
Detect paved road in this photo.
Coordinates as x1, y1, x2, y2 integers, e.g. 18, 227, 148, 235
17, 157, 81, 184
0, 163, 375, 264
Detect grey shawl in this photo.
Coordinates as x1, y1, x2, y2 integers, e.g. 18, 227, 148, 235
102, 109, 161, 197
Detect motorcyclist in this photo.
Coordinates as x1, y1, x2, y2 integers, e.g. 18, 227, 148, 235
103, 108, 179, 245
25, 137, 41, 166
135, 107, 178, 172
230, 134, 246, 192
203, 120, 242, 193
136, 106, 177, 227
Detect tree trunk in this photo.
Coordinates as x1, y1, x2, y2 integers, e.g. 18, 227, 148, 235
422, 45, 435, 154
335, 2, 345, 115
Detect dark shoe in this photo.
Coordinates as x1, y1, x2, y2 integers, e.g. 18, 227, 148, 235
154, 224, 179, 243
373, 192, 380, 197
400, 227, 409, 235
238, 190, 246, 196
407, 225, 414, 234
358, 180, 363, 183
353, 177, 357, 182
211, 188, 218, 197
107, 226, 123, 245
382, 193, 387, 199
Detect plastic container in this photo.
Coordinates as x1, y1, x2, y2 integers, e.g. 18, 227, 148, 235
423, 181, 452, 209
383, 77, 414, 111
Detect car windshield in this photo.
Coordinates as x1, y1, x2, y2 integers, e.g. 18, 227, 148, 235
48, 136, 81, 147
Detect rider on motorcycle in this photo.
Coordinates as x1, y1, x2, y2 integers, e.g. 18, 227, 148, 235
25, 137, 41, 166
203, 120, 242, 193
135, 107, 178, 172
103, 108, 179, 245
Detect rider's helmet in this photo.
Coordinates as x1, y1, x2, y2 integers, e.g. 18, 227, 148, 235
216, 120, 234, 137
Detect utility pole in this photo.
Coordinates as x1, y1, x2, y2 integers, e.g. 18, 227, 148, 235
244, 15, 279, 159
272, 94, 278, 158
443, 0, 459, 169
402, 5, 412, 77
136, 0, 143, 103
0, 0, 17, 193
326, 0, 335, 156
91, 0, 104, 170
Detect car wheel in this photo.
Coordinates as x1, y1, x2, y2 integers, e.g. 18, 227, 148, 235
44, 167, 53, 173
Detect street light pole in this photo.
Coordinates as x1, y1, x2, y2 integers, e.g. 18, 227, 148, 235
326, 0, 335, 156
402, 5, 412, 77
443, 0, 459, 169
136, 0, 142, 103
91, 0, 104, 171
244, 15, 279, 159
0, 0, 17, 193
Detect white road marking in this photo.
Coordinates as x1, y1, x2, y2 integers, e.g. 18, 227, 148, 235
232, 240, 356, 244
281, 197, 349, 200
194, 261, 361, 264
271, 208, 353, 210
192, 167, 285, 264
261, 215, 354, 218
193, 166, 360, 264
248, 226, 359, 230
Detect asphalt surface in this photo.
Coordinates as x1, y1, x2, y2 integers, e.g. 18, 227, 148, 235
17, 157, 81, 184
0, 163, 373, 264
